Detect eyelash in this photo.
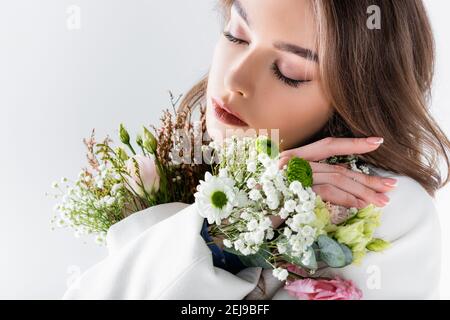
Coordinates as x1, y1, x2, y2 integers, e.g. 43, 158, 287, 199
222, 31, 308, 88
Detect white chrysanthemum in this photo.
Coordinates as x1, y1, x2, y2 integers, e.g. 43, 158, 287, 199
273, 267, 289, 281
194, 172, 236, 225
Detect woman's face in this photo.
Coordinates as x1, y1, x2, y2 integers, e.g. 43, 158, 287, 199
206, 0, 333, 150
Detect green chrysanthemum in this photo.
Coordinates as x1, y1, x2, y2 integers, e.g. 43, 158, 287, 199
210, 190, 228, 209
255, 136, 279, 159
286, 157, 313, 187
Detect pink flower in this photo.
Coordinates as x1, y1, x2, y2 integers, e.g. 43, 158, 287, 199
125, 155, 160, 198
284, 276, 363, 300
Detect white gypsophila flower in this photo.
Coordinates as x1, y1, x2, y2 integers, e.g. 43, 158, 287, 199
284, 227, 293, 238
266, 197, 280, 210
295, 201, 315, 214
257, 153, 270, 167
194, 172, 236, 225
277, 242, 287, 254
284, 199, 297, 213
241, 246, 253, 256
219, 168, 228, 178
297, 189, 311, 202
289, 212, 316, 231
234, 189, 250, 207
273, 267, 289, 281
263, 163, 279, 179
247, 219, 259, 231
234, 239, 245, 251
249, 230, 265, 245
289, 180, 303, 194
223, 239, 233, 248
240, 211, 251, 221
246, 177, 257, 189
248, 189, 262, 201
279, 208, 289, 220
249, 149, 258, 159
266, 228, 274, 240
247, 161, 257, 173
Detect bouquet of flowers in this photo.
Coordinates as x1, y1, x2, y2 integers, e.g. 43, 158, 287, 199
47, 91, 390, 300
194, 135, 391, 300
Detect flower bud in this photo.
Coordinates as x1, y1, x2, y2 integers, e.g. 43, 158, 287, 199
119, 123, 130, 145
142, 126, 157, 154
366, 238, 391, 252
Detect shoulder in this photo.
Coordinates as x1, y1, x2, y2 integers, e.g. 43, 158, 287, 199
367, 165, 441, 242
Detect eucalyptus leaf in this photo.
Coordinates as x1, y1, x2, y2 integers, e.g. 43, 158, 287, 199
339, 243, 353, 266
317, 235, 347, 268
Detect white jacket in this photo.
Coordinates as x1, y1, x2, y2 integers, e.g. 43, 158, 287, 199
62, 166, 442, 300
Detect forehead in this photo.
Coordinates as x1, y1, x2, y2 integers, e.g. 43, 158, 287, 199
230, 0, 317, 50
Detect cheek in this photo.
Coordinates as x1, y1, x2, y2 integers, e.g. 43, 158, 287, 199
253, 85, 332, 146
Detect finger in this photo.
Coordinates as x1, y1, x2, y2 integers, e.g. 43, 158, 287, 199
313, 172, 390, 207
270, 215, 285, 229
312, 184, 367, 209
309, 162, 398, 192
279, 137, 384, 162
278, 156, 291, 170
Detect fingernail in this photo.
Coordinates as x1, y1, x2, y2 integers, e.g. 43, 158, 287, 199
377, 194, 390, 206
382, 178, 398, 188
367, 137, 384, 145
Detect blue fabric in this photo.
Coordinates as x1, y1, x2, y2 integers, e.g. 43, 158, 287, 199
199, 218, 247, 274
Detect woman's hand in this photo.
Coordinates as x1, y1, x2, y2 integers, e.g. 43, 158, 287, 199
278, 137, 397, 209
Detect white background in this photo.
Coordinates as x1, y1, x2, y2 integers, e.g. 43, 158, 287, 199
0, 0, 448, 299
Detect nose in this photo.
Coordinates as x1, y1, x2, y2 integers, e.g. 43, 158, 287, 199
224, 49, 261, 99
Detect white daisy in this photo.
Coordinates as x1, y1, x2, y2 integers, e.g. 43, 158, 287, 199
194, 172, 236, 225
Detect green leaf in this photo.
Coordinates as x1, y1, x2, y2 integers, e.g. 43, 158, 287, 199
339, 243, 353, 265
317, 235, 347, 268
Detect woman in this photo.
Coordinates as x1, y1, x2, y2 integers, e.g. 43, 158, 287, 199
63, 0, 449, 299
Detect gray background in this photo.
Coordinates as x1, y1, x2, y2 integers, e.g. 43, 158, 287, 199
0, 0, 448, 299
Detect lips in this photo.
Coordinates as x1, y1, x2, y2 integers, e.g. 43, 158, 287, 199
211, 97, 248, 127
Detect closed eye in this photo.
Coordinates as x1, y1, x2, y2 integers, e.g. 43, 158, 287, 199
222, 31, 310, 89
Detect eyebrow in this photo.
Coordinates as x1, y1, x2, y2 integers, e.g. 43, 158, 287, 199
232, 0, 319, 63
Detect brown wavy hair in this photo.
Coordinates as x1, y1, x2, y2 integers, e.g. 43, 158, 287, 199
177, 0, 450, 197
